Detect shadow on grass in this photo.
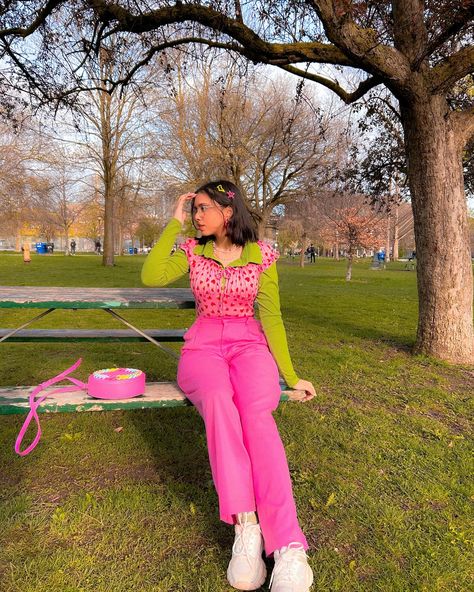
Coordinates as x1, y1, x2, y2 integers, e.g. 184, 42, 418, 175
287, 305, 416, 353
127, 403, 275, 590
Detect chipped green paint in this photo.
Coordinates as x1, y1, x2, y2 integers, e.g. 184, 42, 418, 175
0, 394, 290, 415
0, 382, 291, 415
0, 300, 195, 309
103, 301, 126, 307
0, 287, 195, 309
0, 397, 194, 414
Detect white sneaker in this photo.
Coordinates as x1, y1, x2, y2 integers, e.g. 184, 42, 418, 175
226, 515, 267, 590
269, 542, 313, 592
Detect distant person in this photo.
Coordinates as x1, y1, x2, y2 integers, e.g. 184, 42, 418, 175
95, 239, 101, 254
70, 239, 76, 255
22, 242, 31, 264
405, 250, 416, 270
308, 244, 316, 263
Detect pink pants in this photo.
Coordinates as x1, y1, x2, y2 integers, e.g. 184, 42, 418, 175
177, 315, 308, 556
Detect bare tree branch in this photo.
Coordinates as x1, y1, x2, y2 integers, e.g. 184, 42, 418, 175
0, 0, 63, 38
414, 1, 474, 68
234, 0, 243, 24
453, 107, 474, 146
430, 45, 474, 93
392, 0, 428, 63
309, 0, 411, 85
277, 65, 381, 104
87, 0, 356, 67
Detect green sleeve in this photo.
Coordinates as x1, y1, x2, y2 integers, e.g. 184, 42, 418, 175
141, 218, 189, 287
256, 262, 300, 388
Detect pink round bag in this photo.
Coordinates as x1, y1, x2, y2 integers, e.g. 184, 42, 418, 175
87, 367, 145, 399
15, 358, 145, 456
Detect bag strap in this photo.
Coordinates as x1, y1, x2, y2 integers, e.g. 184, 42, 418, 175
14, 358, 86, 457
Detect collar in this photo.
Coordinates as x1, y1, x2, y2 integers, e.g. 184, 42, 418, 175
193, 240, 262, 267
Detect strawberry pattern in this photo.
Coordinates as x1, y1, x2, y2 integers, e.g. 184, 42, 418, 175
179, 239, 279, 317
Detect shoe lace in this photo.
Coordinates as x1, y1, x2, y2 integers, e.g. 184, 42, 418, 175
232, 516, 261, 569
269, 542, 307, 589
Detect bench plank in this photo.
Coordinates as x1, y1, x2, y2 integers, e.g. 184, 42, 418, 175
0, 287, 195, 309
0, 329, 187, 342
0, 382, 301, 414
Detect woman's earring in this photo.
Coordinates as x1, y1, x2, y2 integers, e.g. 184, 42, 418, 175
224, 219, 229, 229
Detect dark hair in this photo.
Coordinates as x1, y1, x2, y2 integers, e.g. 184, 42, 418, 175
192, 180, 259, 246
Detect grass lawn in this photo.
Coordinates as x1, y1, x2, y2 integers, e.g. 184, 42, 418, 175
0, 252, 473, 592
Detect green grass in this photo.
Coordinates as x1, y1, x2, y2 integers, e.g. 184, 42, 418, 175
0, 252, 473, 591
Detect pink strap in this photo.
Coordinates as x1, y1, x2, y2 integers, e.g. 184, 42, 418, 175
15, 358, 86, 457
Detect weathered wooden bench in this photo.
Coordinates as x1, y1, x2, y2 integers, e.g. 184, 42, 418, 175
0, 286, 305, 416
0, 380, 304, 415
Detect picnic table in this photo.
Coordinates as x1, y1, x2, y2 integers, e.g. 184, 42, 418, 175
0, 286, 304, 413
0, 286, 194, 347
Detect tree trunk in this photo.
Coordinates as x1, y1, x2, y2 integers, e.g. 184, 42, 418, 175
299, 231, 307, 268
102, 178, 115, 266
400, 95, 474, 363
99, 53, 115, 267
385, 212, 391, 263
116, 224, 123, 255
393, 201, 399, 261
346, 253, 353, 281
257, 214, 268, 241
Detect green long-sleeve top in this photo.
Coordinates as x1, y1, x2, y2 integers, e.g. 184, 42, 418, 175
141, 218, 299, 387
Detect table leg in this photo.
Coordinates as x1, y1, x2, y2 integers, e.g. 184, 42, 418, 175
0, 308, 56, 343
103, 309, 180, 360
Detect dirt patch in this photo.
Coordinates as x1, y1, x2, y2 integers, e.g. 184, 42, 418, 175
27, 461, 162, 504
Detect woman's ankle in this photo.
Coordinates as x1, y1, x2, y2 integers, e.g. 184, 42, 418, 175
233, 511, 258, 525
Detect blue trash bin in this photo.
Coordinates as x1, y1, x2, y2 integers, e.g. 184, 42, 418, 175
35, 242, 47, 254
128, 247, 134, 254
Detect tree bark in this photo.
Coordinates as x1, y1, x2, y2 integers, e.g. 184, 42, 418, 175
299, 231, 307, 268
385, 212, 391, 263
103, 170, 115, 266
393, 200, 399, 261
346, 254, 353, 281
400, 95, 474, 363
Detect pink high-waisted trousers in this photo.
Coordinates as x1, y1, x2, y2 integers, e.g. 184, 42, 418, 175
177, 315, 308, 556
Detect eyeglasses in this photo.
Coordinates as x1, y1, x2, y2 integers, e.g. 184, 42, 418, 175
192, 204, 219, 216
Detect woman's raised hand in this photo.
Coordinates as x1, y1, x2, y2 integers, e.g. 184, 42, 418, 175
173, 192, 196, 224
292, 379, 317, 403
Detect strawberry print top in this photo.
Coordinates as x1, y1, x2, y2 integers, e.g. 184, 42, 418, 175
179, 238, 279, 317
141, 218, 299, 387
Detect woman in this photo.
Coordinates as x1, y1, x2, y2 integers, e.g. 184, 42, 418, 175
141, 180, 315, 591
